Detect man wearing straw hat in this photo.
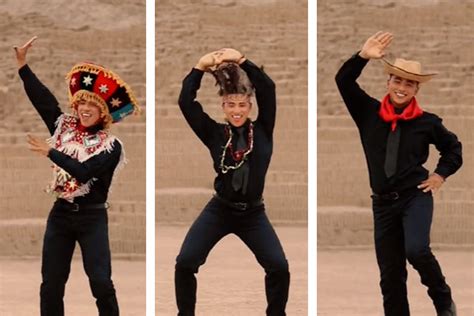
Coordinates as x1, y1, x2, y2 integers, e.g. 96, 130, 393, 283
335, 31, 462, 316
14, 36, 139, 316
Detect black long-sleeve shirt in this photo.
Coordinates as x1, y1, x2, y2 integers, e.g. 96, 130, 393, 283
179, 59, 276, 202
335, 53, 463, 194
19, 64, 121, 204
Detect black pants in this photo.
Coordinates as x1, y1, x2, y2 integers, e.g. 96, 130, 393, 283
40, 201, 119, 316
372, 190, 452, 316
175, 197, 290, 316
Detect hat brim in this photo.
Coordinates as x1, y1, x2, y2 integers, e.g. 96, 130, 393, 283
382, 59, 437, 83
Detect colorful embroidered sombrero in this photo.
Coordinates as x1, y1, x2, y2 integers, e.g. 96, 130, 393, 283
66, 62, 140, 125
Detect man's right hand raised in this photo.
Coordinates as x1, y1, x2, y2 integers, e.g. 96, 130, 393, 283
359, 31, 393, 60
13, 36, 38, 69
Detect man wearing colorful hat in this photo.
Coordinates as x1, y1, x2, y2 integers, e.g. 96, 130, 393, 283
14, 37, 139, 316
335, 31, 462, 316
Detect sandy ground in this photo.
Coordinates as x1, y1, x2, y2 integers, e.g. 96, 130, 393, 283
0, 257, 145, 316
0, 225, 306, 316
2, 234, 472, 316
156, 224, 308, 315
318, 248, 474, 315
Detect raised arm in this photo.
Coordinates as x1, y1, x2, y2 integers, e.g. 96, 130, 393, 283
240, 59, 276, 136
15, 37, 62, 135
178, 52, 220, 147
335, 32, 393, 127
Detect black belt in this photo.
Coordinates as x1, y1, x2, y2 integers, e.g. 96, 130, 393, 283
55, 199, 109, 212
371, 187, 421, 201
213, 194, 264, 211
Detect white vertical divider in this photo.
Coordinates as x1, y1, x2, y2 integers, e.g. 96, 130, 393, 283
146, 0, 156, 314
308, 0, 317, 314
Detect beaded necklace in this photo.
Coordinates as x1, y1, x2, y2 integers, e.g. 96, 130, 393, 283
219, 122, 254, 174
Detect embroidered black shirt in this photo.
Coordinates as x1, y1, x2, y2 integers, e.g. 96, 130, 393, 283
179, 60, 276, 202
19, 64, 122, 204
335, 53, 463, 194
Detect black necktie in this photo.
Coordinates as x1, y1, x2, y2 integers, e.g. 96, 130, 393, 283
232, 127, 249, 194
384, 126, 401, 178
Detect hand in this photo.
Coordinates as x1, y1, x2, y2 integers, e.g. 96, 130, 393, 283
27, 134, 51, 157
417, 173, 445, 194
359, 31, 393, 60
195, 51, 223, 71
218, 48, 246, 64
13, 36, 38, 68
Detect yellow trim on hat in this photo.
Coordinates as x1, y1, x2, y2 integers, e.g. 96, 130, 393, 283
71, 90, 113, 129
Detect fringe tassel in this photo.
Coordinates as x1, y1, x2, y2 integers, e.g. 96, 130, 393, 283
49, 176, 96, 202
49, 114, 124, 162
46, 114, 127, 200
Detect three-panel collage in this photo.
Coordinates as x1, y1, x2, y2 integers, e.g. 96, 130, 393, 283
0, 0, 472, 315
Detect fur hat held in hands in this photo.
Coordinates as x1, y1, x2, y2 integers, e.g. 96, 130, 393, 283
212, 62, 254, 96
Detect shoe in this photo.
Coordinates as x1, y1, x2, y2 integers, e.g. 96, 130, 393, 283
437, 301, 456, 316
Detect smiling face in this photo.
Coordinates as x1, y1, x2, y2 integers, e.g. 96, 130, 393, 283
222, 94, 252, 127
75, 100, 102, 127
386, 75, 419, 108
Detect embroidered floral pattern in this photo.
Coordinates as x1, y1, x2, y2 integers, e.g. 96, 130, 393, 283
46, 114, 124, 201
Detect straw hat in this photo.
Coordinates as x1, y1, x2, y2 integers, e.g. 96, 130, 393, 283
382, 58, 437, 83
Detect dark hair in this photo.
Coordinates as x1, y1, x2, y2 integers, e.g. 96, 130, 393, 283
211, 62, 253, 96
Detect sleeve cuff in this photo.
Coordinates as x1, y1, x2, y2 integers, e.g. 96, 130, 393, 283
434, 167, 450, 179
191, 67, 205, 74
190, 67, 205, 78
48, 148, 70, 167
239, 59, 255, 71
353, 51, 370, 63
18, 64, 32, 80
47, 148, 60, 162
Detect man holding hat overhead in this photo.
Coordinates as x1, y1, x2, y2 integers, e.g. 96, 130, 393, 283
14, 36, 139, 316
175, 48, 289, 316
335, 31, 462, 316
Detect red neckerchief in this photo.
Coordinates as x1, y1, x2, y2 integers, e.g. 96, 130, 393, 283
379, 94, 423, 131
